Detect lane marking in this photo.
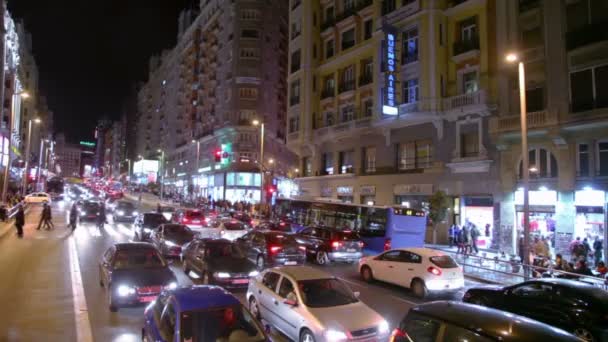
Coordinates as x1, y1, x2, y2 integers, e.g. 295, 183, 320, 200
69, 236, 94, 342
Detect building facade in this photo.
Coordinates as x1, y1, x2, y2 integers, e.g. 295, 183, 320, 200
55, 133, 81, 178
492, 0, 608, 255
135, 0, 297, 203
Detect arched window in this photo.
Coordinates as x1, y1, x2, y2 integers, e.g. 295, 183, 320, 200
519, 148, 558, 179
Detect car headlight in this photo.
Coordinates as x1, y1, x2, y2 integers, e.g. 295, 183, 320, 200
166, 282, 178, 290
214, 272, 230, 279
164, 240, 178, 247
324, 329, 347, 341
117, 285, 136, 297
143, 228, 152, 233
116, 210, 125, 216
248, 270, 259, 277
132, 211, 138, 216
378, 320, 389, 334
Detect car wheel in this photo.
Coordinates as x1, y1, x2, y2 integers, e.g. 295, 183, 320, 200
573, 327, 595, 342
256, 255, 265, 269
316, 251, 329, 265
107, 284, 118, 312
300, 328, 316, 342
249, 296, 261, 320
360, 266, 374, 283
411, 279, 428, 299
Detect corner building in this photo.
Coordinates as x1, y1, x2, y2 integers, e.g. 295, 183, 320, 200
288, 0, 501, 245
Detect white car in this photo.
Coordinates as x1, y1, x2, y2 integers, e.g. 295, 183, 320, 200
217, 219, 249, 241
247, 266, 390, 342
358, 247, 464, 298
24, 192, 52, 204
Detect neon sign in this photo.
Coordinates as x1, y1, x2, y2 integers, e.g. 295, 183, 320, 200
383, 32, 398, 115
80, 141, 96, 147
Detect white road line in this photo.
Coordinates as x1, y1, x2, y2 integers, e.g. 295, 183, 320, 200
69, 236, 94, 342
339, 277, 419, 306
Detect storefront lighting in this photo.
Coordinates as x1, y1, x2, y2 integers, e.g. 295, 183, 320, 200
367, 201, 374, 206
401, 201, 410, 208
214, 165, 221, 170
538, 186, 548, 191
583, 186, 593, 191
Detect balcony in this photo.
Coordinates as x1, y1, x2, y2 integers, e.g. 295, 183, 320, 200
287, 131, 300, 142
566, 21, 608, 51
490, 110, 556, 134
313, 117, 372, 141
338, 80, 356, 94
358, 73, 372, 87
321, 87, 335, 100
452, 35, 480, 62
443, 90, 487, 112
289, 96, 300, 107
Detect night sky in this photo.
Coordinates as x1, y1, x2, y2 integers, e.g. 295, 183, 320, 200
8, 0, 197, 142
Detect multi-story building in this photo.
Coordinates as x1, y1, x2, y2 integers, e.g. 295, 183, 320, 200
135, 0, 296, 202
55, 133, 81, 178
492, 0, 608, 255
288, 0, 500, 244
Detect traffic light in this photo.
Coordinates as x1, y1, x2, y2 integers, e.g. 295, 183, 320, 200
214, 149, 222, 162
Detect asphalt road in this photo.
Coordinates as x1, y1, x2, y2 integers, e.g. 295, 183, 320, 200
0, 199, 482, 342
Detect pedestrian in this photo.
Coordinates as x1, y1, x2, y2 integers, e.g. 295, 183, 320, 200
461, 225, 471, 254
574, 260, 593, 276
448, 224, 457, 248
484, 223, 490, 237
69, 203, 78, 230
570, 237, 586, 261
37, 203, 50, 230
554, 254, 573, 272
470, 224, 480, 254
44, 203, 55, 230
15, 204, 24, 238
593, 236, 603, 266
596, 261, 607, 276
582, 238, 591, 260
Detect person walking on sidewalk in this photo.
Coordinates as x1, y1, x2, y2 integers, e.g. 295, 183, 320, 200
37, 203, 50, 230
593, 237, 603, 266
43, 203, 54, 230
448, 224, 457, 248
470, 224, 480, 254
15, 204, 24, 238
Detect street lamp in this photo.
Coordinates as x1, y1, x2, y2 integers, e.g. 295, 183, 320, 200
506, 53, 531, 274
252, 119, 265, 205
22, 118, 41, 195
157, 149, 165, 201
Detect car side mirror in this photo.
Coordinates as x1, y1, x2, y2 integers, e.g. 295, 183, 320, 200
353, 291, 361, 298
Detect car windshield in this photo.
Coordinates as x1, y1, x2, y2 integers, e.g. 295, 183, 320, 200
165, 225, 194, 237
83, 202, 100, 211
113, 249, 166, 269
430, 256, 459, 269
207, 243, 246, 259
267, 234, 295, 245
144, 214, 167, 226
116, 202, 135, 210
180, 305, 265, 342
332, 231, 360, 240
224, 222, 246, 231
297, 278, 358, 308
186, 211, 203, 218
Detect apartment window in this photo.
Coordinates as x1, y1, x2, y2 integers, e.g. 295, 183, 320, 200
341, 29, 356, 51
460, 17, 477, 41
364, 98, 373, 117
291, 50, 301, 73
291, 21, 301, 39
303, 157, 312, 176
339, 150, 354, 174
566, 0, 608, 32
363, 147, 376, 173
325, 39, 335, 59
324, 75, 335, 93
289, 116, 300, 133
340, 65, 355, 92
578, 143, 590, 177
570, 64, 608, 112
398, 140, 433, 170
459, 124, 479, 158
324, 112, 335, 126
344, 0, 355, 11
290, 80, 300, 106
340, 105, 354, 123
240, 48, 259, 59
241, 29, 259, 39
402, 28, 419, 64
526, 87, 545, 112
364, 20, 373, 40
463, 71, 479, 94
238, 110, 256, 122
519, 148, 558, 178
325, 6, 335, 22
403, 79, 419, 104
382, 0, 396, 15
241, 9, 260, 20
239, 87, 258, 99
599, 141, 608, 176
322, 152, 334, 175
521, 26, 543, 49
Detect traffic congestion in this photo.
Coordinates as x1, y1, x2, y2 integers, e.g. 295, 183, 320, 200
47, 179, 606, 342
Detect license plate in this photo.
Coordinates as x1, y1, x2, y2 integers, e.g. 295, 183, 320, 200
285, 261, 297, 265
347, 249, 356, 252
232, 279, 249, 284
140, 296, 156, 302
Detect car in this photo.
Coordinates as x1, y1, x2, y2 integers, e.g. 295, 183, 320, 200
78, 201, 104, 223
390, 301, 580, 342
247, 266, 390, 342
134, 212, 169, 241
150, 224, 196, 258
294, 226, 364, 265
255, 220, 292, 232
105, 197, 119, 212
358, 247, 464, 298
24, 192, 51, 204
142, 285, 268, 342
463, 278, 608, 341
158, 205, 175, 221
98, 243, 177, 312
182, 239, 259, 288
218, 219, 250, 241
232, 212, 253, 226
173, 209, 206, 229
112, 201, 138, 223
236, 230, 306, 269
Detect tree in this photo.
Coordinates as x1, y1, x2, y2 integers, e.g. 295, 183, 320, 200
428, 190, 450, 244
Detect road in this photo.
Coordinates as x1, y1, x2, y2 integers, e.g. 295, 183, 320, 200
0, 199, 483, 341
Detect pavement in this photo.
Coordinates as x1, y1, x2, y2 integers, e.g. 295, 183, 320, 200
0, 198, 490, 342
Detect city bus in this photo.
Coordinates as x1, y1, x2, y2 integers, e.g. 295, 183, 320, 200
275, 198, 427, 253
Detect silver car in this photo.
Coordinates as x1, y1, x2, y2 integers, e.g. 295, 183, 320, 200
247, 266, 389, 342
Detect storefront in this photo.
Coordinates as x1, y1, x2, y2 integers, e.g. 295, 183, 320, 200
460, 196, 494, 249
514, 188, 558, 240
574, 189, 605, 241
360, 185, 376, 205
393, 184, 433, 210
194, 171, 261, 203
336, 186, 354, 203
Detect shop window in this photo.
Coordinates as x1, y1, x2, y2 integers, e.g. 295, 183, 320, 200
578, 144, 590, 177
363, 147, 376, 173
339, 150, 354, 174
598, 141, 608, 176
519, 148, 558, 179
322, 152, 334, 175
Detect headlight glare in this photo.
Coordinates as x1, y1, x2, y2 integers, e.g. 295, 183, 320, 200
143, 228, 152, 233
248, 270, 259, 277
132, 211, 138, 216
116, 210, 125, 216
379, 320, 389, 334
324, 329, 347, 341
117, 285, 135, 297
166, 282, 178, 290
215, 272, 230, 278
164, 240, 177, 247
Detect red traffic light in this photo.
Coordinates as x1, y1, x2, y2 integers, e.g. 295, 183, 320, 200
214, 149, 222, 162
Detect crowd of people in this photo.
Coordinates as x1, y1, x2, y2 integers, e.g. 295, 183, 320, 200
448, 222, 490, 255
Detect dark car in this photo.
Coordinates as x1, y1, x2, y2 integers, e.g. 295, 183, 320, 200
150, 224, 196, 258
142, 285, 268, 342
78, 201, 103, 223
112, 201, 138, 223
463, 278, 608, 341
134, 212, 168, 241
293, 226, 363, 265
236, 230, 306, 269
98, 243, 177, 312
232, 212, 252, 226
182, 239, 259, 289
390, 301, 580, 342
255, 220, 292, 232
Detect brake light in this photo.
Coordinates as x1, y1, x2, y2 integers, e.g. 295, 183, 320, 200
427, 266, 442, 276
389, 328, 408, 342
182, 218, 191, 224
331, 241, 342, 249
298, 246, 306, 252
384, 239, 391, 251
269, 246, 282, 253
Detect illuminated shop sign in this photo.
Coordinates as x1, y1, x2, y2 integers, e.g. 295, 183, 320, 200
383, 32, 398, 116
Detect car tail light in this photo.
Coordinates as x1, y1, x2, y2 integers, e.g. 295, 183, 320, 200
384, 239, 391, 251
182, 218, 191, 224
389, 328, 408, 342
427, 266, 442, 276
298, 246, 306, 252
269, 246, 282, 254
331, 241, 342, 249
